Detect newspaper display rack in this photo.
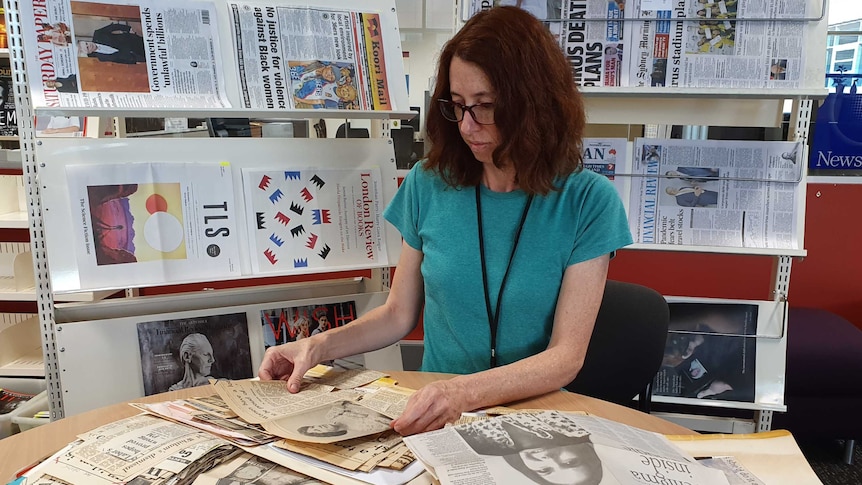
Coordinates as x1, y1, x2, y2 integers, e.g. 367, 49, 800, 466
6, 0, 412, 420
6, 0, 830, 440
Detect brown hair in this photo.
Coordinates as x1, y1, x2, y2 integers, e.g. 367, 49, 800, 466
424, 6, 586, 195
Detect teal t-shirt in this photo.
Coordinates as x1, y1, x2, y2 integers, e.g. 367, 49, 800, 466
383, 162, 632, 374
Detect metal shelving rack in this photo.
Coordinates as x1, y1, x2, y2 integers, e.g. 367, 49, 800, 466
4, 0, 409, 419
6, 0, 829, 425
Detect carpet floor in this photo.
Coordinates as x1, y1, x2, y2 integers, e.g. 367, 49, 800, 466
799, 439, 862, 485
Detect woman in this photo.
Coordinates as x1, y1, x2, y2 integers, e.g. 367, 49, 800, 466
259, 6, 631, 436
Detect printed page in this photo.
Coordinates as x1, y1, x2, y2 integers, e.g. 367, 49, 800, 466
21, 0, 230, 108
627, 138, 803, 248
464, 1, 626, 87
355, 385, 414, 419
64, 161, 241, 290
228, 1, 393, 110
404, 411, 731, 485
192, 452, 327, 484
262, 399, 393, 444
274, 431, 405, 471
35, 414, 235, 484
242, 166, 388, 275
211, 379, 345, 423
583, 138, 630, 202
625, 0, 808, 88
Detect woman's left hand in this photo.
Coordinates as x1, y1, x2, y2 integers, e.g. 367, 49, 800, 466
391, 380, 468, 435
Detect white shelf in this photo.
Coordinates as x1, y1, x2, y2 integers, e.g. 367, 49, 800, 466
0, 48, 7, 58
0, 351, 44, 378
0, 136, 19, 142
0, 278, 119, 302
625, 243, 807, 257
580, 87, 828, 100
807, 175, 862, 185
34, 107, 419, 120
0, 211, 27, 229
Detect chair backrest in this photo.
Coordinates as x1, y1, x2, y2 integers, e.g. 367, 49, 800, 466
335, 123, 370, 139
564, 280, 669, 411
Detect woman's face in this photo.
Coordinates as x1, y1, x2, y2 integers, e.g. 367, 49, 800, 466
448, 56, 500, 165
518, 443, 602, 485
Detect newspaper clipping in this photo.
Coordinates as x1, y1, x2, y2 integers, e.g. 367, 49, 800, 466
625, 0, 808, 88
229, 2, 392, 110
21, 0, 230, 108
403, 411, 730, 485
242, 167, 388, 275
65, 161, 241, 290
627, 138, 802, 249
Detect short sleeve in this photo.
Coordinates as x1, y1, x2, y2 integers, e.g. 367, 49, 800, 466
568, 173, 632, 266
383, 163, 423, 251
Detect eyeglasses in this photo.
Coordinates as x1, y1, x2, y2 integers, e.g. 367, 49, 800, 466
438, 99, 496, 125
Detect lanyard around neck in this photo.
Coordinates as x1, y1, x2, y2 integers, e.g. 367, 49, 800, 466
475, 186, 533, 369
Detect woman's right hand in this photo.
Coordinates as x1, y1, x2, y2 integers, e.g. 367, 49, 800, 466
258, 340, 319, 393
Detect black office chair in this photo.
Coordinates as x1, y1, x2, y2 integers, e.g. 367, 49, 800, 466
565, 280, 669, 413
335, 122, 370, 139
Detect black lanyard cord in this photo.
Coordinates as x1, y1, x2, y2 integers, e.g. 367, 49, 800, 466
476, 186, 533, 368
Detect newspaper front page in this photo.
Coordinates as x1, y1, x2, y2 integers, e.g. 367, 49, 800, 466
21, 0, 230, 108
403, 411, 730, 485
229, 2, 393, 110
627, 138, 802, 249
626, 0, 808, 88
464, 1, 626, 87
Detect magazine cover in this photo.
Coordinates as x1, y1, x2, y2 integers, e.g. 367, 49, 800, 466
20, 0, 229, 109
137, 312, 253, 395
0, 64, 16, 137
64, 161, 241, 290
653, 302, 758, 403
260, 300, 358, 348
242, 167, 388, 275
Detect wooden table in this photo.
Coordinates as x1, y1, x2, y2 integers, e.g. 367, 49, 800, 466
0, 371, 695, 482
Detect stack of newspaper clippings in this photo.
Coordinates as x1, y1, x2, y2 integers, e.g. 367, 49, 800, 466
139, 367, 425, 483
464, 0, 808, 88
24, 414, 240, 485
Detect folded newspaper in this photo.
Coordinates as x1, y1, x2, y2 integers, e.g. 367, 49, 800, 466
403, 411, 737, 485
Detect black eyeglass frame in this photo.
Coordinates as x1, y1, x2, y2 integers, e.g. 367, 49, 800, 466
437, 99, 496, 125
